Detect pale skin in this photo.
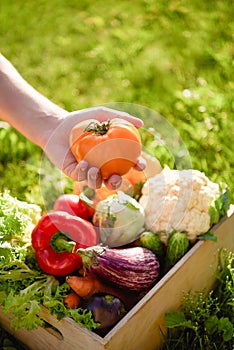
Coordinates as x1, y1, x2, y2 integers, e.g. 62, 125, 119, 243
0, 53, 145, 189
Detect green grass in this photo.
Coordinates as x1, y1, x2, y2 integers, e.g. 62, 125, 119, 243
0, 2, 233, 346
0, 0, 233, 204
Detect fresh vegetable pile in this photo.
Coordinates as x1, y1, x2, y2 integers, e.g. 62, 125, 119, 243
0, 119, 231, 338
0, 191, 98, 332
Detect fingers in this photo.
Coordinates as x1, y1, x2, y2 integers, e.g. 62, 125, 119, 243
86, 168, 122, 191
68, 106, 143, 129
64, 160, 102, 189
104, 174, 122, 190
77, 160, 88, 181
94, 106, 143, 129
134, 156, 146, 171
87, 167, 102, 189
72, 160, 102, 189
64, 160, 124, 191
66, 157, 145, 190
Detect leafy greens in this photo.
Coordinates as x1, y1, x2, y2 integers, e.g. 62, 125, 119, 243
0, 191, 98, 332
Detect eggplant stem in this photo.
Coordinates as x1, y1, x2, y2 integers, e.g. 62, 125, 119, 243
77, 246, 105, 270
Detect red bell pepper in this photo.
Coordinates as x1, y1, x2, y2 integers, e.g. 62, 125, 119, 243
31, 211, 98, 276
53, 193, 95, 221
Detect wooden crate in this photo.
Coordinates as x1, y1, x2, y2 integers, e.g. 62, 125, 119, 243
0, 212, 233, 350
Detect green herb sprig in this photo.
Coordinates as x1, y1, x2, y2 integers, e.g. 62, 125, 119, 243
161, 249, 234, 350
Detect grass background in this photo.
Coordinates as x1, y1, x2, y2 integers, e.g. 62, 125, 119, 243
0, 0, 234, 206
0, 1, 233, 348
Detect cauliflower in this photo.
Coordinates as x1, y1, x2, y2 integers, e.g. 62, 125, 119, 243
139, 168, 224, 242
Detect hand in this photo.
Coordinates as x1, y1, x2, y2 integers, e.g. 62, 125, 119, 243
43, 106, 146, 190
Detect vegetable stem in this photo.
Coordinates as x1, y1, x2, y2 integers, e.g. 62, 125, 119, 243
77, 246, 105, 270
50, 231, 76, 253
84, 120, 111, 135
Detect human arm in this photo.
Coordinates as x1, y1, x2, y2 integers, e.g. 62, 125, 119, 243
0, 53, 145, 189
0, 53, 68, 148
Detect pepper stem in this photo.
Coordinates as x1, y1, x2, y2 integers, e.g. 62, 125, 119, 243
50, 232, 76, 253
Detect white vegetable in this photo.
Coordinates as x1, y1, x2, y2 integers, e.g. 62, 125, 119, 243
93, 191, 145, 247
139, 168, 221, 242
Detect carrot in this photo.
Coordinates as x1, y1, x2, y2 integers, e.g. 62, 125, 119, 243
66, 274, 115, 299
63, 292, 81, 309
66, 274, 139, 310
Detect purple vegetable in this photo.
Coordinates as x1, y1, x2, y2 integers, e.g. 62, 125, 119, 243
78, 246, 160, 291
87, 294, 126, 334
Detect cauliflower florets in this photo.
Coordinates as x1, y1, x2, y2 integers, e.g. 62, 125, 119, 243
139, 168, 221, 242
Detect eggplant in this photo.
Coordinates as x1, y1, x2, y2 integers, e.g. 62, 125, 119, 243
87, 294, 126, 335
78, 246, 160, 291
